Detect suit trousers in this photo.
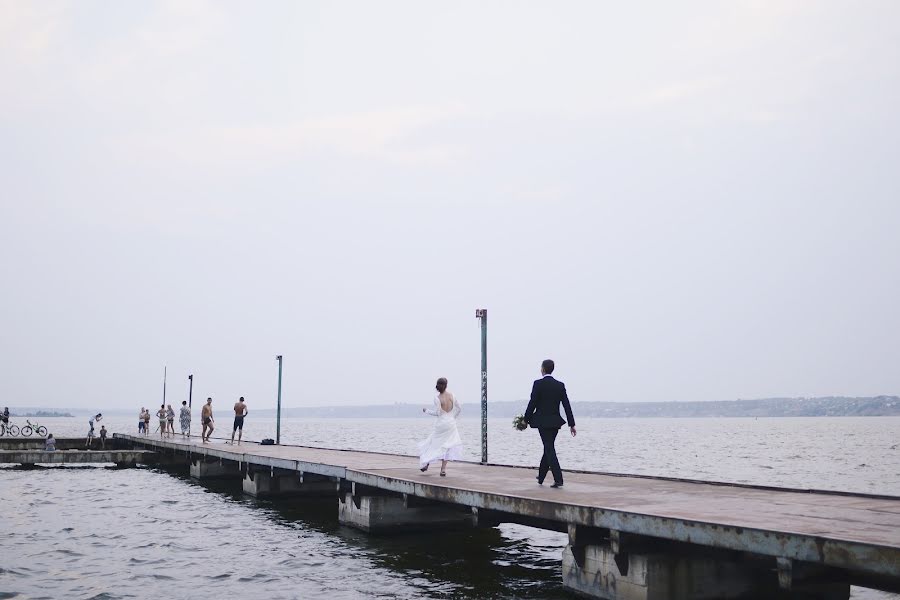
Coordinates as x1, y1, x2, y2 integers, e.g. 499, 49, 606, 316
538, 427, 563, 484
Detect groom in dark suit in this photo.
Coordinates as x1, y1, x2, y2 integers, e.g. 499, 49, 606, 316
524, 359, 576, 488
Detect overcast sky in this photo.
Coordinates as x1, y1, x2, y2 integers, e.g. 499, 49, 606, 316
1, 1, 898, 411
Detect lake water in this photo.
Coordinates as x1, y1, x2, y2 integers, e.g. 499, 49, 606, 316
2, 416, 898, 599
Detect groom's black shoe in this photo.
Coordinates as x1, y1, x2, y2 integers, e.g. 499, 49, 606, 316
536, 476, 544, 485
550, 482, 563, 489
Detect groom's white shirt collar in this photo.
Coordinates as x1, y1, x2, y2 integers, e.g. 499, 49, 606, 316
543, 373, 554, 378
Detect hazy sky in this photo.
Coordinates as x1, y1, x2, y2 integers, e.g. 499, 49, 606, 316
1, 1, 898, 410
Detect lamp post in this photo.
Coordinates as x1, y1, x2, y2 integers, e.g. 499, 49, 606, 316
187, 374, 193, 436
275, 355, 283, 445
475, 309, 487, 464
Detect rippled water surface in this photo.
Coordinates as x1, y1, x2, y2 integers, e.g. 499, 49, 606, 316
2, 416, 898, 599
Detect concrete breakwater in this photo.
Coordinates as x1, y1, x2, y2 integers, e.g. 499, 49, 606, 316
0, 437, 157, 467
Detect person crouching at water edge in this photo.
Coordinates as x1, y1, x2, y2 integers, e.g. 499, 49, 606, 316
417, 377, 462, 477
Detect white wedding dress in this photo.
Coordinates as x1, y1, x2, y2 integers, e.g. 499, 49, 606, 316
417, 394, 463, 467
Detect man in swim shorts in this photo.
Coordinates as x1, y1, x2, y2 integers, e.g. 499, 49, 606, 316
230, 397, 248, 445
201, 398, 214, 443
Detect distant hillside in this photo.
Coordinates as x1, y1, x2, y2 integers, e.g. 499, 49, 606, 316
10, 396, 899, 419
257, 396, 900, 419
9, 410, 75, 418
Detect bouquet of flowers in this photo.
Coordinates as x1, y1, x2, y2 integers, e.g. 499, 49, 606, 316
512, 414, 528, 431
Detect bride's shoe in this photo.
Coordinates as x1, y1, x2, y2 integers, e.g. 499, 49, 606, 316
420, 464, 429, 472
440, 470, 446, 477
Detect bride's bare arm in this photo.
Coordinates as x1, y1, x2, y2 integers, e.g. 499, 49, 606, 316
423, 396, 440, 416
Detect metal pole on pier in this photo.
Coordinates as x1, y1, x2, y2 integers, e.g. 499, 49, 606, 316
275, 355, 283, 445
187, 374, 193, 436
162, 366, 167, 405
475, 309, 488, 464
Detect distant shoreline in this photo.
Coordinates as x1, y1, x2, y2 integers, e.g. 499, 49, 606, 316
9, 410, 74, 418
271, 395, 900, 419
11, 396, 898, 419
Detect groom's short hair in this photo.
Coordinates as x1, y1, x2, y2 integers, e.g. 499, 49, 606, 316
542, 359, 555, 374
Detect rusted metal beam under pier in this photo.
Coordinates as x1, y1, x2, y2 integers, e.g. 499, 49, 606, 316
114, 434, 900, 599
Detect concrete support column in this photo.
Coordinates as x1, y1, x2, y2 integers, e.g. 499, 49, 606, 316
148, 453, 189, 468
338, 487, 472, 533
190, 458, 240, 480
242, 470, 338, 498
561, 526, 849, 600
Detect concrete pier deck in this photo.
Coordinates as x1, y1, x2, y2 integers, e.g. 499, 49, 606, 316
115, 433, 900, 597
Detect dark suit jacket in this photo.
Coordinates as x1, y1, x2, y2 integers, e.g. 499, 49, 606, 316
524, 376, 575, 429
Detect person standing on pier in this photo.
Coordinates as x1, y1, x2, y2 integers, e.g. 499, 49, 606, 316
156, 404, 168, 438
99, 425, 107, 449
524, 359, 576, 488
179, 400, 191, 437
230, 397, 248, 445
142, 408, 151, 435
417, 377, 463, 477
85, 413, 102, 447
201, 398, 214, 442
138, 407, 146, 434
166, 404, 176, 436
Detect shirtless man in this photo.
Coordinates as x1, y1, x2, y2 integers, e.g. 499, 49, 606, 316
230, 397, 248, 445
201, 398, 214, 442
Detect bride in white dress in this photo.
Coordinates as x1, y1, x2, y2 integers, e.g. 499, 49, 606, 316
417, 377, 462, 476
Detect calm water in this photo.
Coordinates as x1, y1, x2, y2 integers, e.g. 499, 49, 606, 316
2, 416, 898, 599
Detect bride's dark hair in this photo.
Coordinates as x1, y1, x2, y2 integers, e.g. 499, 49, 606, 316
435, 377, 448, 393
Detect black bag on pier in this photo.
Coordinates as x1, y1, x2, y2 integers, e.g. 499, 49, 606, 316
261, 438, 275, 445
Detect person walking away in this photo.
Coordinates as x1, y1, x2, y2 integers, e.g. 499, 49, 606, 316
85, 413, 102, 448
156, 404, 168, 438
201, 398, 214, 443
45, 433, 56, 451
230, 397, 248, 444
138, 407, 146, 434
524, 359, 576, 488
166, 404, 175, 435
142, 408, 151, 435
417, 377, 463, 477
179, 401, 191, 437
99, 425, 108, 449
2, 407, 9, 431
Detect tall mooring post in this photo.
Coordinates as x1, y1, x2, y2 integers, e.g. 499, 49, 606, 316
275, 355, 283, 445
475, 309, 488, 464
187, 374, 193, 435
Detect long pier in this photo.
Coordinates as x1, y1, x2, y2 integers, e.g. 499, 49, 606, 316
112, 433, 899, 599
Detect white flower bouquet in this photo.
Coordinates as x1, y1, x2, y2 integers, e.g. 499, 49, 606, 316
512, 414, 528, 431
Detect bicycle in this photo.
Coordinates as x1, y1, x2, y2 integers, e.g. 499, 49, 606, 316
0, 421, 20, 437
20, 420, 48, 437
